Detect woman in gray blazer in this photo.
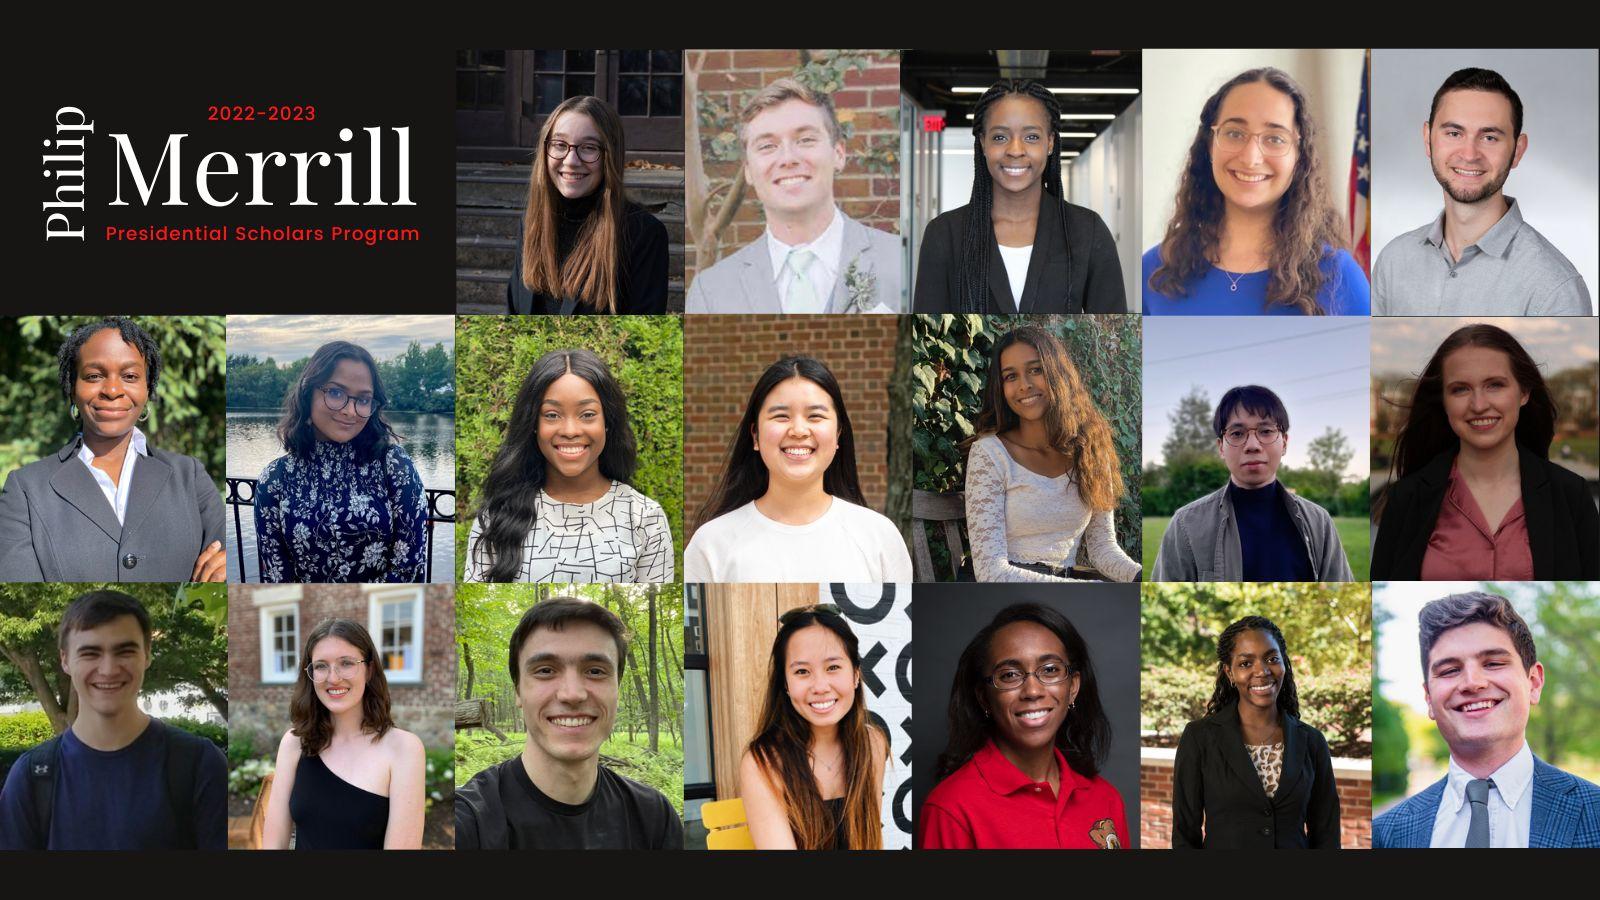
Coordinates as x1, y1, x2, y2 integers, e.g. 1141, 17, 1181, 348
0, 318, 225, 582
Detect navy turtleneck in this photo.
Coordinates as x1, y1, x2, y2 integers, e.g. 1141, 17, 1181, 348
1228, 480, 1313, 581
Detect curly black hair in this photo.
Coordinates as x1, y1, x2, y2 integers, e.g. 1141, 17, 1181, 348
1205, 616, 1300, 718
56, 317, 162, 404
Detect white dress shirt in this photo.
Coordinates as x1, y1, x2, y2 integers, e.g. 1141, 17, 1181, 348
767, 206, 844, 313
75, 426, 148, 526
1430, 741, 1534, 848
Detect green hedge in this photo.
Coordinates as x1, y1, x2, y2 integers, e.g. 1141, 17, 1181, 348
166, 715, 228, 749
1141, 665, 1371, 759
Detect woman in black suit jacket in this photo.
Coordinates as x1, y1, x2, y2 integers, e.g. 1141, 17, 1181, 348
911, 80, 1125, 314
1172, 616, 1340, 849
1372, 323, 1599, 580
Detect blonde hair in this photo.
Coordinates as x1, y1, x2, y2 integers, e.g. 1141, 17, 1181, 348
739, 77, 843, 147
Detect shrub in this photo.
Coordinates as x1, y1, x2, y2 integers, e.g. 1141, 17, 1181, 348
425, 747, 455, 808
1141, 665, 1371, 758
229, 755, 274, 799
166, 715, 228, 749
0, 710, 55, 749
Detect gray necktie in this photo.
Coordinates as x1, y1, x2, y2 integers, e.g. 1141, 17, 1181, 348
1465, 778, 1495, 848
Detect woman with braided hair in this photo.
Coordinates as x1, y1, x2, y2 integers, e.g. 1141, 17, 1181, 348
913, 80, 1127, 313
1171, 615, 1341, 849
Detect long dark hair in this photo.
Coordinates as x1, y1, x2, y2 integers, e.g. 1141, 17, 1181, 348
746, 606, 883, 850
695, 356, 865, 528
935, 603, 1111, 782
959, 80, 1071, 313
276, 341, 398, 465
1205, 615, 1299, 718
289, 618, 395, 755
522, 95, 630, 312
473, 349, 638, 582
1148, 68, 1348, 315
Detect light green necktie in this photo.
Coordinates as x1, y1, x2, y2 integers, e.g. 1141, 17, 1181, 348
785, 248, 818, 312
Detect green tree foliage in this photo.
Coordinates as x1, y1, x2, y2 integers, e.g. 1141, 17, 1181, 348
1485, 582, 1600, 765
0, 316, 225, 492
1161, 385, 1215, 464
226, 341, 456, 414
1141, 582, 1372, 675
912, 314, 1142, 578
453, 317, 683, 579
1370, 601, 1409, 793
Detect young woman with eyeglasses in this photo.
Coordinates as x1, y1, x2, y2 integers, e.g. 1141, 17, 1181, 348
506, 95, 669, 315
263, 618, 425, 850
254, 341, 428, 582
1143, 67, 1369, 315
919, 603, 1127, 849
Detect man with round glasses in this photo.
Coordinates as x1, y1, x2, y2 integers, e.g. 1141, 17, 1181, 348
1153, 385, 1353, 582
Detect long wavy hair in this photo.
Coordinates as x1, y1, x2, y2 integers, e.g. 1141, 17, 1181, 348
472, 349, 638, 582
746, 606, 884, 850
695, 356, 865, 529
276, 341, 399, 465
1205, 616, 1299, 718
959, 80, 1072, 313
1148, 68, 1348, 315
289, 618, 395, 755
521, 95, 630, 313
969, 326, 1123, 511
935, 603, 1111, 783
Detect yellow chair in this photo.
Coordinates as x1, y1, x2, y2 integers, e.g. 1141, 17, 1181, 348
702, 797, 756, 850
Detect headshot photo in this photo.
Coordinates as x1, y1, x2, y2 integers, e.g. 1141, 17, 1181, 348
1141, 582, 1372, 849
225, 316, 457, 584
911, 315, 1141, 582
227, 584, 455, 849
455, 316, 683, 583
0, 584, 229, 849
912, 584, 1139, 849
453, 585, 684, 849
685, 583, 910, 849
1143, 317, 1369, 581
1142, 49, 1370, 316
1370, 49, 1597, 316
682, 315, 910, 583
685, 50, 905, 314
902, 50, 1141, 313
0, 316, 225, 583
1372, 582, 1600, 847
1370, 318, 1599, 580
455, 49, 686, 314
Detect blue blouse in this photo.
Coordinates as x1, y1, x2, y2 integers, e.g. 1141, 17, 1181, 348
1141, 245, 1371, 315
254, 440, 427, 582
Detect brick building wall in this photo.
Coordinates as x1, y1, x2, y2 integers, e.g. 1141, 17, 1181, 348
1140, 748, 1372, 849
683, 315, 900, 543
228, 584, 456, 752
686, 49, 901, 284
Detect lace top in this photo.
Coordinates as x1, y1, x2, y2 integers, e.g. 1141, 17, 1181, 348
1247, 742, 1285, 798
963, 435, 1140, 583
463, 481, 674, 583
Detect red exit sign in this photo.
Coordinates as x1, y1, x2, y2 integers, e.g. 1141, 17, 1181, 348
922, 114, 946, 132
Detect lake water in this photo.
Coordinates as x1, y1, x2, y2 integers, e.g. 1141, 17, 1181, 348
225, 410, 457, 582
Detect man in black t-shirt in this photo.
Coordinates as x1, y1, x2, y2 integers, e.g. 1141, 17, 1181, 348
455, 597, 683, 849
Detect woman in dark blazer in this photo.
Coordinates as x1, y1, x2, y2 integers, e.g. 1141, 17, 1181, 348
912, 80, 1124, 314
1372, 324, 1599, 580
1172, 616, 1340, 849
0, 318, 224, 582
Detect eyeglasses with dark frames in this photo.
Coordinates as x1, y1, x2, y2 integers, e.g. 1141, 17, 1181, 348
1221, 425, 1283, 447
546, 138, 603, 164
317, 385, 378, 418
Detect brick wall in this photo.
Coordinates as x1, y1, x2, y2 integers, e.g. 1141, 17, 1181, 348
682, 314, 899, 543
228, 584, 456, 752
1140, 748, 1372, 849
686, 49, 901, 283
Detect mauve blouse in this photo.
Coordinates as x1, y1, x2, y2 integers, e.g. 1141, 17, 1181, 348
1420, 462, 1533, 580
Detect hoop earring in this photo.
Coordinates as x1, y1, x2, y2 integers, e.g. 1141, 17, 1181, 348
70, 404, 79, 420
138, 406, 150, 423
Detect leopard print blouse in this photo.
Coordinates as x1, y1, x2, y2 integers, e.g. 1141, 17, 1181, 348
1247, 742, 1285, 798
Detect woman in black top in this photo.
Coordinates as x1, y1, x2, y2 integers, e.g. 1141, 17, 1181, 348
506, 94, 669, 315
913, 80, 1125, 314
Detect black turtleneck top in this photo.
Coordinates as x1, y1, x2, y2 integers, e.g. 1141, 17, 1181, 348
506, 195, 669, 315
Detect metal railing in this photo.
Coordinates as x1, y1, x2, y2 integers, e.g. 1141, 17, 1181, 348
226, 477, 457, 582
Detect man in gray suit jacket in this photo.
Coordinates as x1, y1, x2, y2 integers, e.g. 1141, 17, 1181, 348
687, 77, 903, 314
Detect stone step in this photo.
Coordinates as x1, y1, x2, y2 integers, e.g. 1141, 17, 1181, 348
456, 206, 685, 243
455, 269, 685, 314
456, 235, 683, 272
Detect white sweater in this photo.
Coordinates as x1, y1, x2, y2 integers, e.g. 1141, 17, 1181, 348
684, 497, 912, 583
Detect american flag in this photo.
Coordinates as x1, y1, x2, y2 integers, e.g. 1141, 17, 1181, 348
1349, 51, 1371, 272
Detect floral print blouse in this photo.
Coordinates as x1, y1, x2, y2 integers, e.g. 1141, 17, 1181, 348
254, 441, 427, 582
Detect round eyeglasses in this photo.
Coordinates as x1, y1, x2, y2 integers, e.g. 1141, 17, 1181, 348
1211, 125, 1298, 158
987, 662, 1074, 692
306, 657, 368, 683
318, 385, 378, 418
546, 138, 603, 164
1221, 425, 1283, 447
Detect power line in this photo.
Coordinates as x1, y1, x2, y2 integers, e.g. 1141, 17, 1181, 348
1146, 322, 1369, 365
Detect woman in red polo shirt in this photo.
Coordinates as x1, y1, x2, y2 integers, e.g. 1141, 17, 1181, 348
918, 603, 1128, 849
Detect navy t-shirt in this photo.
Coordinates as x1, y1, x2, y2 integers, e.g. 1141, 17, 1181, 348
0, 718, 228, 850
1229, 480, 1314, 582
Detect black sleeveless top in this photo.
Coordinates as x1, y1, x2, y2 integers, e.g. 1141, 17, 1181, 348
823, 797, 847, 850
288, 753, 389, 850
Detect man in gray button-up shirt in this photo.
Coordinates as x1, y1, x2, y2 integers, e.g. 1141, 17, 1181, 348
1373, 68, 1592, 316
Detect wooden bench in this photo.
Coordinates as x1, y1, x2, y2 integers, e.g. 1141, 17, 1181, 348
913, 490, 969, 581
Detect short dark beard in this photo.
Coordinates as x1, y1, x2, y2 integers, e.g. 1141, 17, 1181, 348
1432, 152, 1511, 205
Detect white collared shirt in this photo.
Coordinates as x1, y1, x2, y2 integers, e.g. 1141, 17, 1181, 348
75, 426, 148, 526
1430, 741, 1534, 848
766, 206, 844, 313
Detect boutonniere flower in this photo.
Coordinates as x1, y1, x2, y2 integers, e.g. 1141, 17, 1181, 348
843, 254, 879, 314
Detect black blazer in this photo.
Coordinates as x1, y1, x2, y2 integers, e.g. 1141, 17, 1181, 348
506, 201, 669, 315
1371, 444, 1600, 580
1172, 703, 1340, 849
912, 191, 1126, 313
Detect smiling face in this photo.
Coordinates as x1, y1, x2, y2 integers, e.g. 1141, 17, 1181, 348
1427, 89, 1526, 205
982, 94, 1053, 196
60, 614, 149, 720
308, 358, 375, 444
1425, 621, 1542, 763
982, 621, 1079, 757
1217, 403, 1287, 489
1209, 80, 1299, 216
1441, 345, 1527, 454
546, 110, 604, 201
753, 376, 839, 488
73, 328, 150, 440
999, 341, 1050, 423
1225, 629, 1285, 714
743, 98, 845, 222
783, 623, 858, 730
515, 620, 619, 766
308, 634, 368, 715
538, 371, 606, 482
